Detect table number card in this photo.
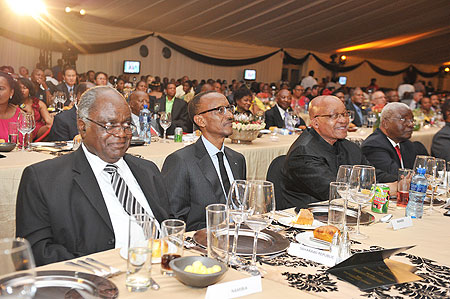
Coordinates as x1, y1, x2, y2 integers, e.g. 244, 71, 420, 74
205, 275, 262, 299
390, 216, 413, 230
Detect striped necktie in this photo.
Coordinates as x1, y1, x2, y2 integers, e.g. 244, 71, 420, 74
104, 164, 144, 216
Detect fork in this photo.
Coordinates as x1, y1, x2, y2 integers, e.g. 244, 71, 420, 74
65, 261, 110, 277
86, 258, 122, 275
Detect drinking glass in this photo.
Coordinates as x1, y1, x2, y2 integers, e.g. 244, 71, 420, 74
348, 165, 376, 239
243, 180, 275, 276
8, 122, 18, 149
17, 112, 34, 151
0, 238, 36, 298
159, 112, 171, 143
126, 213, 156, 292
447, 162, 450, 199
25, 117, 35, 151
206, 204, 229, 264
413, 155, 434, 172
160, 219, 185, 276
428, 158, 446, 214
397, 168, 414, 207
336, 165, 353, 183
347, 110, 355, 123
329, 182, 349, 231
226, 180, 251, 266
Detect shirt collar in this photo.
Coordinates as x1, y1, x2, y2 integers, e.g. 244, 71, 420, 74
386, 135, 400, 149
201, 135, 224, 158
82, 143, 125, 176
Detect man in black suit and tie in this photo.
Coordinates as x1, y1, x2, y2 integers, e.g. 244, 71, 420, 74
156, 82, 192, 135
281, 96, 394, 209
346, 87, 367, 127
431, 99, 450, 162
161, 91, 246, 231
16, 86, 171, 266
362, 103, 428, 181
55, 67, 78, 106
48, 82, 95, 141
264, 89, 306, 129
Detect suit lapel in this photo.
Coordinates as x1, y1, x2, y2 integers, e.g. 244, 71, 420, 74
72, 148, 114, 233
194, 139, 226, 203
275, 107, 284, 128
377, 129, 401, 167
224, 147, 242, 180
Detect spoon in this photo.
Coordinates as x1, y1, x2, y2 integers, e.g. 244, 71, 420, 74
377, 214, 393, 223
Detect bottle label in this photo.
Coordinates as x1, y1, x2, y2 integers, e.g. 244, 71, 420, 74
410, 182, 427, 193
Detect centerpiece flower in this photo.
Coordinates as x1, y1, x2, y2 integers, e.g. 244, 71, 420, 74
371, 104, 385, 131
229, 113, 265, 144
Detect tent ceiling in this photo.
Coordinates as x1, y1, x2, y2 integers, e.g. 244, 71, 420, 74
14, 0, 450, 64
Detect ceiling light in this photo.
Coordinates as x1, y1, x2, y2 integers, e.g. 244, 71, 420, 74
79, 9, 86, 16
444, 67, 450, 73
6, 0, 47, 16
339, 55, 347, 62
65, 7, 71, 13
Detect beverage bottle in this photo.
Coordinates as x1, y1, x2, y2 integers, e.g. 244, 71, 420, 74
405, 167, 428, 219
139, 105, 151, 144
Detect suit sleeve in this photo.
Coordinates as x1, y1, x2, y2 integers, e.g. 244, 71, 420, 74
48, 115, 70, 141
161, 154, 191, 223
431, 133, 450, 162
264, 110, 275, 129
173, 100, 192, 133
361, 146, 397, 182
16, 166, 76, 266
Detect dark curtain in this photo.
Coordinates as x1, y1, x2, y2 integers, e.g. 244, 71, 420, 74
366, 61, 408, 76
411, 66, 440, 78
157, 35, 281, 66
283, 52, 311, 65
311, 54, 364, 72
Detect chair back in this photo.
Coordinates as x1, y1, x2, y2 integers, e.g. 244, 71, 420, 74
266, 155, 287, 210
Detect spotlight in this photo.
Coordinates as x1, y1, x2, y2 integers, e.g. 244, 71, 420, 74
79, 9, 86, 16
445, 67, 450, 73
339, 55, 347, 62
6, 0, 47, 16
65, 7, 71, 13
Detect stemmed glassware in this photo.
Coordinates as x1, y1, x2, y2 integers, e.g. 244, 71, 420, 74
347, 110, 355, 124
226, 180, 251, 266
17, 112, 35, 151
159, 112, 171, 142
335, 165, 353, 231
348, 165, 376, 240
367, 112, 377, 128
243, 180, 275, 276
428, 158, 446, 213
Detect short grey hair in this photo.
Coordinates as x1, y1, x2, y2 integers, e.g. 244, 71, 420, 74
77, 86, 121, 121
380, 102, 410, 122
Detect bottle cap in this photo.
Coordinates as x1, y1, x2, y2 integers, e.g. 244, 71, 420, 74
143, 104, 148, 109
417, 167, 426, 175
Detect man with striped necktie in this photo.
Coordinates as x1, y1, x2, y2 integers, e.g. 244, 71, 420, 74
16, 86, 171, 266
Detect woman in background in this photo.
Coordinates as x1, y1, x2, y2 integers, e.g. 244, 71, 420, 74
0, 72, 22, 141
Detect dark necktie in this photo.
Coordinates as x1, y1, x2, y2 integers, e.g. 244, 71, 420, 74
216, 152, 231, 195
104, 164, 144, 216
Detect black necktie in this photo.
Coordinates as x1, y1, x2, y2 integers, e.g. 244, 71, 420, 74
216, 152, 231, 196
104, 164, 144, 216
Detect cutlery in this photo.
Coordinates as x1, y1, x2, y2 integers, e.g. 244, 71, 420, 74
77, 260, 111, 277
275, 210, 296, 217
309, 237, 331, 246
65, 261, 108, 277
376, 214, 393, 224
86, 258, 122, 276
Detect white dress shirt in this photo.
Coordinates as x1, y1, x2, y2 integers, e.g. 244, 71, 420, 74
386, 136, 404, 168
82, 144, 159, 249
201, 135, 235, 196
131, 113, 140, 135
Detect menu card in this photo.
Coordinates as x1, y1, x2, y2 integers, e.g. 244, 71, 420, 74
327, 245, 422, 290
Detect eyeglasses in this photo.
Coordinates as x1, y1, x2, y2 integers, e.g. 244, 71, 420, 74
389, 117, 414, 125
86, 117, 136, 135
197, 105, 235, 115
314, 112, 349, 120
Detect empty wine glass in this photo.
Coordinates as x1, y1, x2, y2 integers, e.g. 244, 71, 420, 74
243, 180, 275, 276
348, 165, 376, 239
413, 155, 434, 172
347, 110, 355, 124
428, 158, 446, 214
226, 180, 251, 266
17, 112, 34, 151
337, 165, 353, 184
159, 112, 171, 143
367, 112, 377, 128
0, 238, 36, 298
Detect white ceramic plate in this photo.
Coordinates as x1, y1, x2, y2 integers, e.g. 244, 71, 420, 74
260, 129, 271, 134
295, 231, 329, 250
278, 217, 325, 229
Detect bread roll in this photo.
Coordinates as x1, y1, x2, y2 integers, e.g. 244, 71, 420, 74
313, 225, 340, 243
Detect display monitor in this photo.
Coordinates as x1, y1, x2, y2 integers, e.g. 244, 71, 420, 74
244, 69, 256, 81
123, 60, 141, 74
338, 76, 347, 85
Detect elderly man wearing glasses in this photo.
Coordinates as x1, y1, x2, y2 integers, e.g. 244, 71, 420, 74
16, 86, 171, 266
281, 95, 394, 209
161, 91, 246, 231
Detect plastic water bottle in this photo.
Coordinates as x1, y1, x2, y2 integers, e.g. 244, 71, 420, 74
405, 167, 428, 219
139, 105, 151, 144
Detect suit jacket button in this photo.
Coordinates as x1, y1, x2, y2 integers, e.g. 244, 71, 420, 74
108, 238, 115, 245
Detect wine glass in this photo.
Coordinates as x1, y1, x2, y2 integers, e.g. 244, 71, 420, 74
243, 180, 275, 276
226, 180, 251, 266
428, 158, 446, 214
367, 112, 377, 128
25, 116, 36, 151
0, 238, 36, 298
413, 155, 434, 172
337, 165, 353, 183
347, 110, 355, 124
17, 112, 34, 151
348, 165, 376, 239
159, 112, 171, 143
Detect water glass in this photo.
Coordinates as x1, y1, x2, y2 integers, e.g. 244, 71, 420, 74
159, 112, 171, 143
7, 122, 18, 145
160, 219, 185, 276
328, 182, 349, 231
206, 204, 229, 264
397, 168, 414, 207
126, 213, 156, 292
0, 238, 36, 298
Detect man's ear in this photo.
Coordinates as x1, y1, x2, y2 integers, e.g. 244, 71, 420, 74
310, 117, 319, 130
77, 119, 87, 138
193, 115, 206, 128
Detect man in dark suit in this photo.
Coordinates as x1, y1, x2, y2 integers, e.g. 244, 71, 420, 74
161, 91, 246, 231
346, 87, 367, 127
156, 82, 192, 135
48, 82, 95, 141
16, 86, 171, 266
55, 67, 77, 106
362, 102, 428, 181
265, 89, 306, 129
281, 96, 394, 209
431, 99, 450, 162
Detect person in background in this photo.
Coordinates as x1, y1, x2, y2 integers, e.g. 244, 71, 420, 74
265, 89, 305, 129
415, 96, 435, 123
115, 78, 125, 96
0, 72, 23, 141
55, 67, 78, 106
300, 70, 318, 90
346, 87, 366, 127
306, 85, 319, 102
18, 66, 30, 79
370, 90, 387, 106
135, 80, 147, 92
43, 69, 59, 93
367, 78, 379, 91
430, 94, 440, 113
386, 89, 400, 103
156, 82, 191, 134
291, 84, 307, 108
31, 68, 52, 105
86, 70, 95, 83
431, 99, 450, 162
332, 90, 346, 104
18, 78, 53, 140
128, 91, 150, 136
181, 80, 195, 103
94, 72, 108, 86
233, 87, 253, 115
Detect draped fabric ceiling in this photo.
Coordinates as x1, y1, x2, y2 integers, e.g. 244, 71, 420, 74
1, 0, 449, 75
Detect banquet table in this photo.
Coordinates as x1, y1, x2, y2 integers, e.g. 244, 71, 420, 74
34, 204, 450, 298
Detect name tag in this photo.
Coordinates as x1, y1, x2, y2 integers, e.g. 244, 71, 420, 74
390, 217, 413, 230
205, 275, 262, 299
288, 243, 338, 267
